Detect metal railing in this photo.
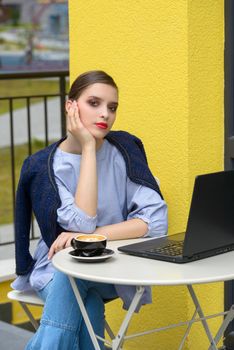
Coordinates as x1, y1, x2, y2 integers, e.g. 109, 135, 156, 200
0, 69, 69, 245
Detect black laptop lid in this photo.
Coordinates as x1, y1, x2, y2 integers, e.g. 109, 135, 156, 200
183, 170, 234, 257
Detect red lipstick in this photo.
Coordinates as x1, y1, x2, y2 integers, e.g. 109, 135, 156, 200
95, 122, 108, 129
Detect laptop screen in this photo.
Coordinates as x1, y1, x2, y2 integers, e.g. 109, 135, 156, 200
183, 170, 234, 257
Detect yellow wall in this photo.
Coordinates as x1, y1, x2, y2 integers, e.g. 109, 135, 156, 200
187, 1, 224, 348
69, 1, 224, 349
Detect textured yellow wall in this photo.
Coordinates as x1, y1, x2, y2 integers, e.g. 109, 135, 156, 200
69, 1, 224, 349
187, 1, 224, 349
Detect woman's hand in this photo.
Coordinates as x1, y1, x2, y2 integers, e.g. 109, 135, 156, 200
67, 100, 95, 148
48, 232, 78, 260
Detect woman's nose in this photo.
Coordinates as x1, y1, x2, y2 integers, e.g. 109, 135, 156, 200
100, 107, 109, 120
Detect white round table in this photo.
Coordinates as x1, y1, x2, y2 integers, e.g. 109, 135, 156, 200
52, 239, 234, 350
53, 239, 234, 286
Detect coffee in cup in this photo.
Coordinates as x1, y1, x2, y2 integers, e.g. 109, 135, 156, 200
71, 234, 107, 257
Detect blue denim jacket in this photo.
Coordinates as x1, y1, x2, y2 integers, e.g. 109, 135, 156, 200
15, 130, 162, 275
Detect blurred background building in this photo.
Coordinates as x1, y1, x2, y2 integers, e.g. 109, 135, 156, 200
0, 0, 69, 71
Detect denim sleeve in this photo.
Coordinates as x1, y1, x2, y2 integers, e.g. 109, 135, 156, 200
126, 178, 168, 238
55, 181, 97, 233
15, 158, 35, 275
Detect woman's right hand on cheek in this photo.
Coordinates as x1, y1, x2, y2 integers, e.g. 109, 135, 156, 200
67, 101, 95, 148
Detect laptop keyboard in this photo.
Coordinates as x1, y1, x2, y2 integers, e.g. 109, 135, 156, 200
144, 240, 183, 256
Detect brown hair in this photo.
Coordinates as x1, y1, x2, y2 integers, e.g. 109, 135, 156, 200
68, 70, 118, 100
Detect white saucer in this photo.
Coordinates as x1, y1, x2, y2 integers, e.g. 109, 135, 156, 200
69, 248, 115, 262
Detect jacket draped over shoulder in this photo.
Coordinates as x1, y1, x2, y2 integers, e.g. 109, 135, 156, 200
15, 131, 162, 275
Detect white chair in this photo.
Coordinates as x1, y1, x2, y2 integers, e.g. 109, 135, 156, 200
8, 290, 44, 330
7, 289, 115, 340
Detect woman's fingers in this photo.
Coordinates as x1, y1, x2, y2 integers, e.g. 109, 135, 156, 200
66, 101, 95, 147
68, 102, 78, 125
48, 232, 76, 259
65, 236, 74, 248
67, 101, 84, 133
48, 241, 57, 260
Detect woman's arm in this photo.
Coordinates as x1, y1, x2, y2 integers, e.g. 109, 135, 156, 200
92, 181, 168, 242
75, 144, 97, 217
66, 100, 97, 217
49, 182, 168, 258
48, 219, 147, 259
48, 145, 97, 259
48, 101, 98, 259
94, 218, 148, 240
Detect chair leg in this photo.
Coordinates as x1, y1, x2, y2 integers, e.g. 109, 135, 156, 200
105, 319, 128, 350
19, 302, 39, 330
105, 319, 115, 340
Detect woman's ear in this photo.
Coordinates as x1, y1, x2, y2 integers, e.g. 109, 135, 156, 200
65, 99, 73, 113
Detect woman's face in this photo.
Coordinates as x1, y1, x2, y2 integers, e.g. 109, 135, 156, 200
76, 83, 118, 139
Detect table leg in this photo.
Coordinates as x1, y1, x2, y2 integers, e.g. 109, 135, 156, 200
187, 285, 218, 350
208, 305, 234, 350
177, 307, 199, 350
68, 276, 102, 350
112, 286, 145, 350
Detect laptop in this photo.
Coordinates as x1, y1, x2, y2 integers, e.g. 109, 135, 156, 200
118, 170, 234, 263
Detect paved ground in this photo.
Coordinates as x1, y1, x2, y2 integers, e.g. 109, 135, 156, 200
0, 97, 62, 147
0, 221, 39, 259
0, 220, 40, 244
0, 321, 33, 350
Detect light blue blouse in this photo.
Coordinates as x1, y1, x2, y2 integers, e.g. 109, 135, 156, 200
12, 139, 168, 308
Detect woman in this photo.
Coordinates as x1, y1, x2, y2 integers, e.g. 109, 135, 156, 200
12, 70, 168, 349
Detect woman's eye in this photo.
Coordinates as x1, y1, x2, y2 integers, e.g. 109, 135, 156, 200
109, 106, 117, 112
89, 100, 98, 106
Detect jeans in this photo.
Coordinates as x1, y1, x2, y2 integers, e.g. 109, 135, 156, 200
25, 271, 118, 350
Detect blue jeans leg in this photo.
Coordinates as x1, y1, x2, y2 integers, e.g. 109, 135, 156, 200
79, 283, 118, 350
25, 271, 117, 350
